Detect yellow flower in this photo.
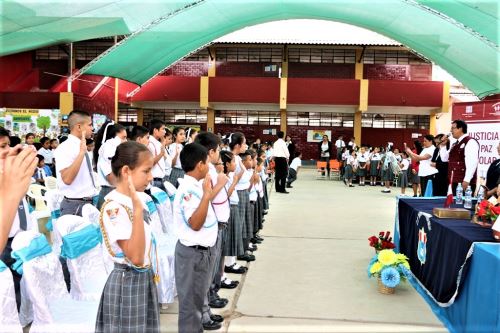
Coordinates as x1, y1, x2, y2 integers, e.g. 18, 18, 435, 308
396, 253, 408, 261
402, 261, 410, 269
378, 249, 397, 266
370, 262, 383, 274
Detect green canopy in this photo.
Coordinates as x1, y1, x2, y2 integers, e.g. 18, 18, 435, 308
1, 0, 499, 98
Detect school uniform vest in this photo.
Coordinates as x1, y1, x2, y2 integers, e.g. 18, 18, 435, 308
448, 136, 478, 184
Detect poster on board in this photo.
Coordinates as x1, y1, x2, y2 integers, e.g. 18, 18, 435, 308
307, 130, 332, 142
0, 108, 60, 137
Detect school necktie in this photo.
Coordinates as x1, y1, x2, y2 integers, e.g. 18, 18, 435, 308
143, 209, 151, 224
84, 152, 96, 189
18, 201, 27, 231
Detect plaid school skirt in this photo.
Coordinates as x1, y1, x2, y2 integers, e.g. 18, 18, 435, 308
237, 190, 253, 240
223, 204, 245, 256
369, 161, 380, 177
168, 167, 185, 188
95, 264, 160, 333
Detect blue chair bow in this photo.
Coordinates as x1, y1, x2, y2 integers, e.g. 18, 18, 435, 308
11, 235, 52, 275
60, 224, 102, 259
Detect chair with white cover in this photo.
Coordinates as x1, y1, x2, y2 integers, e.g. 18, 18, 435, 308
43, 189, 63, 244
0, 261, 22, 333
27, 185, 51, 239
81, 203, 114, 273
53, 215, 108, 301
140, 192, 176, 305
12, 230, 98, 333
44, 176, 58, 190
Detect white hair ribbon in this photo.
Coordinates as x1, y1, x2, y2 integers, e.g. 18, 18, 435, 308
102, 121, 115, 145
228, 133, 234, 144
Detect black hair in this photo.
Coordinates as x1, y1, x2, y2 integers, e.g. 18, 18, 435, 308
94, 121, 126, 166
228, 132, 245, 150
86, 138, 94, 145
256, 157, 264, 166
111, 141, 151, 178
424, 134, 435, 145
195, 132, 220, 151
149, 119, 165, 135
247, 149, 257, 159
0, 127, 9, 138
294, 150, 301, 158
452, 119, 468, 134
257, 149, 265, 157
413, 140, 423, 154
401, 151, 409, 158
172, 127, 185, 141
220, 150, 234, 174
277, 131, 285, 139
67, 110, 91, 130
50, 138, 58, 144
40, 137, 50, 145
130, 125, 149, 141
185, 127, 198, 139
180, 143, 208, 173
165, 127, 172, 137
9, 136, 21, 147
25, 133, 35, 140
36, 154, 44, 161
239, 151, 251, 160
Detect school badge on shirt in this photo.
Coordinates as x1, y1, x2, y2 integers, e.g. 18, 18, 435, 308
106, 208, 119, 224
183, 193, 192, 202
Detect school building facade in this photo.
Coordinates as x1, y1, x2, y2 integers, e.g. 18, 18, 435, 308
1, 38, 450, 159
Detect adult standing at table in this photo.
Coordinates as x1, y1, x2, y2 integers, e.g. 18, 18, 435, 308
405, 135, 438, 196
272, 131, 290, 193
439, 120, 479, 193
430, 134, 449, 196
484, 141, 500, 198
335, 135, 345, 161
54, 110, 97, 217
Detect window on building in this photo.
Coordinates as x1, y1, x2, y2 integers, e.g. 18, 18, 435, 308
214, 111, 280, 125
363, 49, 429, 65
288, 47, 356, 64
215, 47, 283, 63
141, 109, 207, 125
360, 113, 430, 129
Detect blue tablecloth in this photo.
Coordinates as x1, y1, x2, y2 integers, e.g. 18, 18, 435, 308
394, 197, 500, 333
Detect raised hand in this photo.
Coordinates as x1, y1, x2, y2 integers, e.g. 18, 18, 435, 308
202, 173, 213, 198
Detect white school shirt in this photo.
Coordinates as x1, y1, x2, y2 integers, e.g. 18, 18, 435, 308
97, 136, 122, 187
347, 156, 357, 167
257, 178, 264, 198
34, 167, 47, 181
401, 158, 410, 171
148, 136, 166, 179
235, 155, 251, 191
167, 143, 183, 169
38, 147, 53, 164
342, 151, 350, 161
164, 147, 173, 177
259, 168, 268, 182
249, 169, 258, 201
9, 198, 36, 238
54, 134, 98, 198
226, 172, 239, 205
174, 175, 218, 247
290, 157, 302, 171
208, 163, 230, 223
357, 152, 368, 163
335, 139, 345, 149
370, 153, 381, 161
418, 146, 439, 177
439, 134, 480, 183
272, 138, 290, 159
101, 190, 152, 265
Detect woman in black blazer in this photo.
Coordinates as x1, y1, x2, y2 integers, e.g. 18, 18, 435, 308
318, 135, 333, 177
431, 134, 449, 196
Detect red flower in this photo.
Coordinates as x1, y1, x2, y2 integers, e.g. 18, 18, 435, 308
478, 207, 487, 217
491, 205, 500, 215
480, 200, 490, 209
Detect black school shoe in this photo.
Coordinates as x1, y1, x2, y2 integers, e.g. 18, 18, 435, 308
203, 320, 222, 330
209, 298, 228, 308
237, 254, 256, 262
210, 314, 224, 323
224, 264, 247, 274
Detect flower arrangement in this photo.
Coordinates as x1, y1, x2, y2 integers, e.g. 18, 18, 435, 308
474, 199, 500, 224
367, 249, 410, 293
368, 231, 395, 252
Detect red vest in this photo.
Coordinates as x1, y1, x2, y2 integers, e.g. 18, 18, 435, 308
448, 136, 478, 184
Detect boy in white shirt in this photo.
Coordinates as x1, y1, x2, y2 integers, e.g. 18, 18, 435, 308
173, 143, 218, 333
287, 151, 302, 188
33, 154, 47, 185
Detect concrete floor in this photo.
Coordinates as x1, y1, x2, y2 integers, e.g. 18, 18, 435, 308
160, 169, 447, 333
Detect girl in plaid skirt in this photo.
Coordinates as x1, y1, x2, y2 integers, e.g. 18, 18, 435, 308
96, 141, 160, 333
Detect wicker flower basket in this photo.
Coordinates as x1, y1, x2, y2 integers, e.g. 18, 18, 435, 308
377, 277, 395, 295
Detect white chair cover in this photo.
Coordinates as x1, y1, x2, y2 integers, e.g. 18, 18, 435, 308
44, 176, 58, 190
81, 204, 115, 274
0, 265, 22, 333
44, 189, 63, 245
54, 215, 108, 301
150, 186, 176, 235
141, 191, 177, 304
12, 230, 98, 333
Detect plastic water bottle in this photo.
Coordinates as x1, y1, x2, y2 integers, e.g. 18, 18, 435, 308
476, 186, 484, 202
464, 186, 472, 209
455, 183, 463, 205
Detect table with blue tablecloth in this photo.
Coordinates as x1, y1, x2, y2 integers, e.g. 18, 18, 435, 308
394, 197, 500, 333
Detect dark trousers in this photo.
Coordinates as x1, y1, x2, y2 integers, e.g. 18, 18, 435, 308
287, 168, 297, 186
320, 157, 330, 176
0, 238, 21, 310
420, 174, 436, 197
274, 157, 288, 192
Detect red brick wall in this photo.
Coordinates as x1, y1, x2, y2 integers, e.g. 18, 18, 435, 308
288, 63, 355, 79
364, 64, 432, 81
161, 61, 208, 77
216, 62, 278, 77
